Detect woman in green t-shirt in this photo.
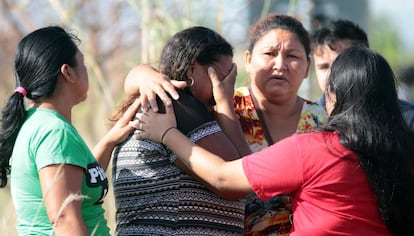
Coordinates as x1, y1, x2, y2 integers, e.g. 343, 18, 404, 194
0, 26, 139, 236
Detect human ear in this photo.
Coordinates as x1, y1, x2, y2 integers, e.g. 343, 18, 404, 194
186, 63, 195, 81
60, 64, 76, 83
244, 50, 252, 72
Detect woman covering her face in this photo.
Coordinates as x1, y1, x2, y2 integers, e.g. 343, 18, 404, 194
110, 26, 245, 236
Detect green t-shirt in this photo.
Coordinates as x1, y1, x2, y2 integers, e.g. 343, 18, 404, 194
10, 108, 110, 236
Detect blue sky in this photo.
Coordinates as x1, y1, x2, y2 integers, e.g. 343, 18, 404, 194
220, 0, 414, 50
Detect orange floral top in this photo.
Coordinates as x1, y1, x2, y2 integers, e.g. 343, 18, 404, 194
233, 87, 328, 235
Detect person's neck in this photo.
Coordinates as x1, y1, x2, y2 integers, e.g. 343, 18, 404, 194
250, 88, 303, 144
250, 88, 303, 118
30, 100, 72, 123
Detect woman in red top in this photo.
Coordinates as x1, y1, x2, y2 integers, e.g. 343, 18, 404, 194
135, 47, 414, 235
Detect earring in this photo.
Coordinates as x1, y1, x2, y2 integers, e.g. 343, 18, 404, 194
187, 77, 194, 87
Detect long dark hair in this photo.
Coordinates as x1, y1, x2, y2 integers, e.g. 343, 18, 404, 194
323, 47, 414, 235
0, 26, 80, 187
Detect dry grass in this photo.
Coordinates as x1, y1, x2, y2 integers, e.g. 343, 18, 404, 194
0, 187, 17, 236
0, 169, 117, 235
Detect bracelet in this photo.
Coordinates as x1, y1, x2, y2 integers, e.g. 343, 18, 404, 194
161, 127, 176, 144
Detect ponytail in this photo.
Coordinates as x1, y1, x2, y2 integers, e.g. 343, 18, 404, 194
0, 91, 27, 187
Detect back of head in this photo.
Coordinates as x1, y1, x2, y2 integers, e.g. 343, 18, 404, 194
248, 14, 310, 59
312, 19, 369, 51
0, 26, 79, 187
325, 46, 414, 235
15, 26, 80, 99
328, 47, 398, 118
159, 26, 233, 82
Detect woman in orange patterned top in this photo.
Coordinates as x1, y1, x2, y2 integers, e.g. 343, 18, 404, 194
231, 14, 327, 235
124, 14, 328, 235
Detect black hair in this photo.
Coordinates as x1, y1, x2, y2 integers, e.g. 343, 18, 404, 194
111, 26, 233, 127
0, 26, 80, 187
311, 19, 369, 52
248, 14, 311, 60
159, 26, 233, 84
323, 47, 414, 235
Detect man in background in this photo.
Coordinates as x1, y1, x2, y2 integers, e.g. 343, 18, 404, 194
311, 19, 414, 129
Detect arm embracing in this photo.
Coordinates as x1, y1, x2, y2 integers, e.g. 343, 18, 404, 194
93, 99, 139, 170
136, 106, 252, 199
124, 64, 186, 111
209, 65, 251, 156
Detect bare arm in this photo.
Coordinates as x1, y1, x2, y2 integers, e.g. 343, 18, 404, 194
174, 130, 243, 199
209, 65, 251, 156
93, 99, 139, 170
39, 164, 88, 236
136, 105, 253, 199
124, 64, 186, 111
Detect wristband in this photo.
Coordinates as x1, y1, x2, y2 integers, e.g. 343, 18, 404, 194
161, 127, 176, 144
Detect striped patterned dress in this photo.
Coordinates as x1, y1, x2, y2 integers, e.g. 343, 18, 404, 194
112, 91, 245, 235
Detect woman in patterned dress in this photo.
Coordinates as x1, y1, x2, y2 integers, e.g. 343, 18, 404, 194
110, 26, 246, 236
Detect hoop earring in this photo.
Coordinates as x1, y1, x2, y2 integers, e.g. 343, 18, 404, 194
187, 77, 194, 87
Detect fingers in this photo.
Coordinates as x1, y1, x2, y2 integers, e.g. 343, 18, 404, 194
153, 86, 171, 109
134, 110, 155, 140
170, 80, 187, 90
129, 119, 146, 140
120, 99, 140, 124
129, 113, 147, 138
209, 64, 236, 106
134, 104, 175, 128
125, 65, 181, 112
105, 99, 141, 145
222, 63, 237, 87
227, 63, 237, 83
167, 80, 186, 99
132, 104, 177, 142
155, 80, 186, 108
209, 66, 223, 96
128, 119, 139, 129
209, 67, 224, 107
147, 80, 183, 112
118, 99, 140, 138
146, 93, 160, 112
164, 103, 175, 114
128, 120, 144, 130
137, 95, 150, 112
208, 66, 219, 84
